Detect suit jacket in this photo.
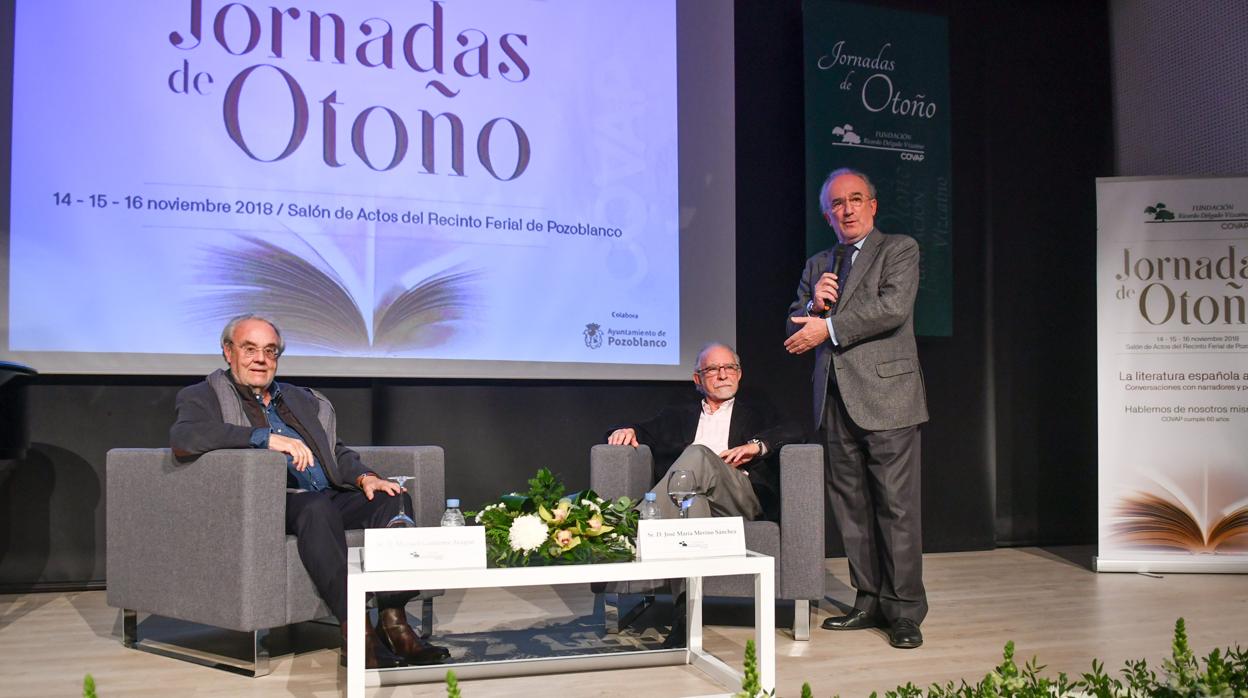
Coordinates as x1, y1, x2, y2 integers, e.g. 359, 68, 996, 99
170, 378, 370, 490
787, 229, 929, 432
609, 394, 803, 521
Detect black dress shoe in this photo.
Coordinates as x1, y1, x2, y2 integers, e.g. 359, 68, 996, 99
888, 618, 923, 649
661, 618, 686, 649
821, 608, 882, 631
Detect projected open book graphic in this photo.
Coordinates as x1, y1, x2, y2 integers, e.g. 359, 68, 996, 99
3, 1, 722, 378
190, 234, 482, 354
1112, 471, 1248, 553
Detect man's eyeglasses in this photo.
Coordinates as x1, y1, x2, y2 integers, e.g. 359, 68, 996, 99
231, 343, 281, 360
829, 193, 872, 212
697, 363, 741, 377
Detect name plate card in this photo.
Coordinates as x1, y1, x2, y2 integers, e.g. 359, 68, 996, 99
364, 526, 486, 572
636, 516, 746, 561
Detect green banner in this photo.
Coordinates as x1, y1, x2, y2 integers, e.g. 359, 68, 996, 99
803, 0, 953, 336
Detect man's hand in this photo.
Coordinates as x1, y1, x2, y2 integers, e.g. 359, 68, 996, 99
268, 433, 314, 471
785, 315, 832, 355
719, 442, 761, 468
810, 272, 840, 314
607, 428, 640, 447
358, 474, 401, 500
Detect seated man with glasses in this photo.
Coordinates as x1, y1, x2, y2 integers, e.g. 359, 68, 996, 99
606, 342, 803, 520
170, 313, 449, 668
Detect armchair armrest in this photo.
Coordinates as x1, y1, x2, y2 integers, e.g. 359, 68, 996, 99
105, 448, 288, 632
778, 444, 825, 600
352, 446, 445, 528
589, 444, 653, 501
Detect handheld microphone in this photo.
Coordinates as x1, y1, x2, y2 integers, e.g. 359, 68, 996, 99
816, 246, 845, 314
827, 245, 845, 276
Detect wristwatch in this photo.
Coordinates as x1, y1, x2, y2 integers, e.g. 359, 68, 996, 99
747, 438, 767, 457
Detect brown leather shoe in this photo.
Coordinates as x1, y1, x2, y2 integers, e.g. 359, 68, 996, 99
377, 607, 450, 665
340, 621, 406, 669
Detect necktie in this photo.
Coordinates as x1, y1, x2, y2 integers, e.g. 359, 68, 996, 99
829, 244, 855, 315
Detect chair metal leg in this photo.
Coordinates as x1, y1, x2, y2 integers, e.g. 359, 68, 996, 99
252, 628, 272, 676
419, 597, 433, 639
598, 592, 657, 635
793, 599, 811, 641
601, 593, 621, 634
119, 609, 272, 677
123, 608, 138, 648
632, 594, 657, 627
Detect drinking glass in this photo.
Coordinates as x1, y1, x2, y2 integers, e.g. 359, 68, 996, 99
666, 469, 698, 519
385, 475, 416, 528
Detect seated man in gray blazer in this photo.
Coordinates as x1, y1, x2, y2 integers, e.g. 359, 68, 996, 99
607, 342, 803, 521
170, 313, 448, 668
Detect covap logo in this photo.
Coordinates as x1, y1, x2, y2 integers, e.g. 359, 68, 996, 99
583, 323, 603, 349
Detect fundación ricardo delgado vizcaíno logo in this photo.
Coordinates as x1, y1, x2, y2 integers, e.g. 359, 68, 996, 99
583, 323, 603, 349
1145, 202, 1176, 221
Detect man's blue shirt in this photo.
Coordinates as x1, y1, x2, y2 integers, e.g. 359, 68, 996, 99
247, 384, 330, 491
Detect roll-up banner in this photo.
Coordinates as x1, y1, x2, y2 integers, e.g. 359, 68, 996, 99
1096, 175, 1248, 573
802, 0, 953, 337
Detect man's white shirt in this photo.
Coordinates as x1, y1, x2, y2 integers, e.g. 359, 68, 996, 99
692, 397, 734, 454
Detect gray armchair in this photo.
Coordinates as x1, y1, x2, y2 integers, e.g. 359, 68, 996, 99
590, 443, 824, 640
105, 445, 445, 676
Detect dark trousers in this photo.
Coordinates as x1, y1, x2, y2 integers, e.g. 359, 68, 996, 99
649, 445, 763, 519
822, 387, 927, 625
285, 488, 410, 623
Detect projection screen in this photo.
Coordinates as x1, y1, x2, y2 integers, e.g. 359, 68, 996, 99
0, 0, 735, 379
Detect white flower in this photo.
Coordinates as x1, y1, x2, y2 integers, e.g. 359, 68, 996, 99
508, 514, 549, 552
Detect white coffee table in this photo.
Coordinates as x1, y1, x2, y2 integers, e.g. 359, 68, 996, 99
345, 549, 775, 697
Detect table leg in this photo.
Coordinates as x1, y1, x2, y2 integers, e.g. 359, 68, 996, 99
347, 576, 364, 698
686, 575, 703, 654
755, 570, 775, 692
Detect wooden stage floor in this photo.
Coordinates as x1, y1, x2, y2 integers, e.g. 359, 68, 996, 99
1, 546, 1244, 697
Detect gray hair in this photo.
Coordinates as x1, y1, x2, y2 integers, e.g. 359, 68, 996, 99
220, 313, 285, 356
694, 342, 741, 370
818, 167, 878, 215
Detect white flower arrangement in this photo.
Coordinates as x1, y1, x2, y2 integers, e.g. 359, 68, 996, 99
468, 468, 639, 567
507, 514, 549, 553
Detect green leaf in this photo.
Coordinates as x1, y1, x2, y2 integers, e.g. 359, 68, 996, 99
500, 493, 532, 512
527, 468, 565, 507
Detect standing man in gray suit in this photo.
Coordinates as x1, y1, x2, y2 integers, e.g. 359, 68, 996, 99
784, 168, 929, 649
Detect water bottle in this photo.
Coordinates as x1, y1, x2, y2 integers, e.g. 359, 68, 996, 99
638, 492, 662, 520
440, 498, 466, 526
